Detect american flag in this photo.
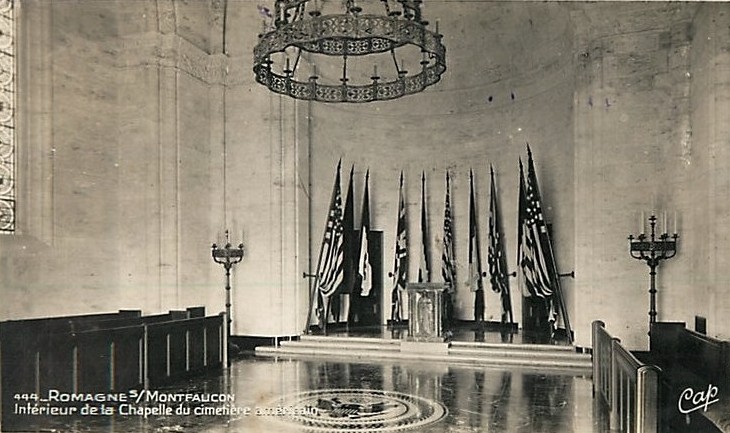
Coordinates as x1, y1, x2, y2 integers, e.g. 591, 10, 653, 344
316, 162, 345, 299
391, 172, 408, 321
517, 152, 554, 298
441, 172, 456, 294
418, 172, 431, 283
488, 165, 513, 323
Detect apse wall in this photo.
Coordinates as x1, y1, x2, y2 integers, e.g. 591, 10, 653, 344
308, 3, 577, 331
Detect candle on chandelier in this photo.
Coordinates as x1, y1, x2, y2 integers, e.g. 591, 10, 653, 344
674, 211, 678, 234
663, 211, 668, 234
640, 211, 645, 234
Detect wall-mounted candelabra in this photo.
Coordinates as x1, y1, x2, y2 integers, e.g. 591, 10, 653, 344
212, 230, 244, 367
628, 213, 678, 333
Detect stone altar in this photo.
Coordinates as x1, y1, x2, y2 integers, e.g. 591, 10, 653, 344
405, 283, 448, 343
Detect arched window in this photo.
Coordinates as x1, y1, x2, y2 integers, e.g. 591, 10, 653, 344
0, 0, 14, 234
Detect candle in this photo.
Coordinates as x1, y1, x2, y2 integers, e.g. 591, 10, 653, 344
373, 64, 378, 76
435, 20, 439, 34
674, 211, 678, 234
663, 211, 667, 234
641, 211, 645, 234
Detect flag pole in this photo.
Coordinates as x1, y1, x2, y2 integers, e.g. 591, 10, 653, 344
303, 159, 342, 334
420, 171, 431, 283
490, 164, 514, 325
470, 168, 485, 323
526, 145, 573, 343
390, 171, 405, 324
543, 221, 573, 343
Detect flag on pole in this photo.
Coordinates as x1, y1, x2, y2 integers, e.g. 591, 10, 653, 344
304, 160, 345, 331
329, 165, 355, 323
517, 156, 553, 299
316, 165, 345, 299
468, 169, 485, 322
418, 172, 431, 283
341, 165, 356, 293
358, 170, 373, 297
390, 172, 408, 322
517, 146, 573, 341
488, 165, 513, 324
441, 171, 456, 294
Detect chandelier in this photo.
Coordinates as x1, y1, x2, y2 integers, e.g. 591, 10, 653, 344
253, 0, 446, 103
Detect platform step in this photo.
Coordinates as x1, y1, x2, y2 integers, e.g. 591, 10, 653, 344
255, 345, 591, 370
280, 340, 401, 352
450, 340, 577, 352
299, 335, 401, 346
448, 347, 589, 360
255, 337, 592, 372
300, 336, 577, 351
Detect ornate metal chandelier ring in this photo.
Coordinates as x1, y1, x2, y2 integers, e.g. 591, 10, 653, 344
253, 14, 446, 103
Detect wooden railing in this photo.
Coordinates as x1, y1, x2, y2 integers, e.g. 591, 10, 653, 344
592, 321, 661, 433
1, 307, 224, 431
592, 320, 617, 408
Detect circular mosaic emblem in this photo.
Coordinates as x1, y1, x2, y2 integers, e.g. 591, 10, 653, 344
265, 389, 447, 432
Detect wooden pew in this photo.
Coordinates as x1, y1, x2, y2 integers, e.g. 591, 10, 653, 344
0, 308, 224, 432
642, 322, 730, 432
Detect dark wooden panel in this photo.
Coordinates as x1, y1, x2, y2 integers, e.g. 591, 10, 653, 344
38, 333, 75, 395
112, 327, 144, 391
168, 325, 187, 379
187, 306, 206, 318
145, 326, 168, 387
77, 331, 112, 393
188, 325, 206, 373
206, 321, 222, 368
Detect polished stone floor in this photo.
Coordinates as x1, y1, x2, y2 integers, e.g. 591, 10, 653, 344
11, 354, 611, 433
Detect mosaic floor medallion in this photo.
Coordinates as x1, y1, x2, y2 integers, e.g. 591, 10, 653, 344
265, 388, 447, 432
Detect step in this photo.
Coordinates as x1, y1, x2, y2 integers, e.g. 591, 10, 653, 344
255, 351, 593, 376
450, 340, 577, 352
282, 340, 588, 362
300, 336, 577, 351
448, 346, 590, 360
280, 340, 401, 352
255, 345, 592, 371
300, 335, 401, 345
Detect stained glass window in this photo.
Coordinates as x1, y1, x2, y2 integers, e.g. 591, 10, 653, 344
0, 0, 14, 234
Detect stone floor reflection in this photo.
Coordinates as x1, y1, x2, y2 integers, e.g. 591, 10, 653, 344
214, 357, 609, 433
15, 354, 610, 433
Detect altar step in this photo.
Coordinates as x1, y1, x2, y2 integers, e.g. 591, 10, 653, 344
254, 335, 592, 372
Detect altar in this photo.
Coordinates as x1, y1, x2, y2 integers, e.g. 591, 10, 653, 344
402, 283, 450, 353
